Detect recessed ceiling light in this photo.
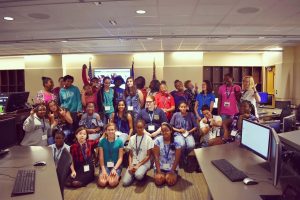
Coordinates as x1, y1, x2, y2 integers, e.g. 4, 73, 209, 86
61, 40, 68, 43
136, 10, 146, 14
109, 20, 117, 26
3, 16, 14, 21
147, 37, 153, 40
259, 36, 265, 39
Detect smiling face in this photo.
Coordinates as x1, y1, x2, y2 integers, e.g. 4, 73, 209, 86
175, 81, 184, 92
103, 78, 111, 89
118, 101, 126, 112
145, 96, 155, 111
86, 102, 95, 114
106, 124, 116, 140
160, 84, 168, 94
202, 109, 212, 119
178, 102, 187, 114
48, 101, 58, 112
54, 133, 65, 148
136, 121, 145, 135
126, 78, 134, 87
64, 79, 73, 88
161, 124, 172, 141
36, 105, 47, 118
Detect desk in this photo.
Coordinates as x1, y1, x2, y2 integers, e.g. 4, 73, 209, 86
194, 143, 281, 200
0, 146, 62, 200
258, 107, 282, 119
279, 130, 300, 151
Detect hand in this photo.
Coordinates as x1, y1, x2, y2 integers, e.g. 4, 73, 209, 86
179, 128, 186, 133
210, 119, 215, 127
197, 116, 202, 123
242, 113, 250, 119
252, 84, 257, 92
82, 64, 87, 69
71, 171, 76, 178
48, 112, 54, 119
101, 170, 108, 178
30, 108, 35, 116
162, 108, 167, 113
132, 165, 139, 173
110, 168, 117, 176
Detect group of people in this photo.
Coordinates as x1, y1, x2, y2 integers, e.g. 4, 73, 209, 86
20, 67, 262, 188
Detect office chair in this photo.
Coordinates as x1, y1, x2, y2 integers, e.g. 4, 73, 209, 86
56, 148, 72, 199
275, 101, 291, 109
283, 115, 296, 132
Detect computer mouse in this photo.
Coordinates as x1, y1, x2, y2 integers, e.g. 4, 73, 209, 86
243, 178, 258, 185
272, 111, 277, 114
33, 161, 46, 166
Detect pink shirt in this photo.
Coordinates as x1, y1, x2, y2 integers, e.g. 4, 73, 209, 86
84, 93, 98, 112
218, 84, 241, 116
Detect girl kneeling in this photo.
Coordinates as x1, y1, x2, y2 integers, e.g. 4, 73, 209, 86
153, 122, 182, 186
98, 123, 124, 187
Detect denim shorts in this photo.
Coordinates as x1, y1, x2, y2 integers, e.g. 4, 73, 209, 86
101, 166, 122, 177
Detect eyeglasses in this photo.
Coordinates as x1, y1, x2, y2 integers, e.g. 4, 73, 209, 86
146, 101, 153, 103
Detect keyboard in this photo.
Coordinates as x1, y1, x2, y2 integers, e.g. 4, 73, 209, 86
211, 159, 247, 182
11, 169, 35, 196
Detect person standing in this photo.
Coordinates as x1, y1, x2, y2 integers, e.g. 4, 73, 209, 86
36, 77, 56, 104
125, 77, 144, 120
170, 80, 188, 112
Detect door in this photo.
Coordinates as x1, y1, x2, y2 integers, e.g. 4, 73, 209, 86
266, 66, 275, 95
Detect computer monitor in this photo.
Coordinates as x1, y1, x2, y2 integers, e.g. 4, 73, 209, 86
5, 92, 30, 113
259, 92, 268, 104
241, 119, 271, 160
213, 98, 218, 108
283, 114, 296, 132
269, 128, 281, 186
0, 117, 17, 155
94, 68, 131, 89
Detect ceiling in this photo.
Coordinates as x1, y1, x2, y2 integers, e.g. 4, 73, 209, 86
0, 0, 300, 56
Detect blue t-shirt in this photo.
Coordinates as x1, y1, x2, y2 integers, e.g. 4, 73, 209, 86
170, 112, 198, 131
137, 108, 167, 133
170, 91, 188, 112
154, 136, 181, 171
196, 93, 215, 117
125, 93, 140, 118
59, 85, 82, 112
98, 138, 123, 166
115, 87, 124, 102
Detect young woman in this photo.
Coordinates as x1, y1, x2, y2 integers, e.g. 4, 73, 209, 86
170, 80, 188, 112
155, 83, 175, 121
170, 101, 198, 152
48, 129, 70, 166
113, 76, 125, 107
241, 76, 261, 118
122, 120, 154, 186
79, 102, 103, 140
227, 100, 259, 141
36, 77, 56, 104
110, 100, 133, 144
47, 100, 73, 145
137, 95, 168, 138
194, 80, 215, 122
66, 126, 98, 188
184, 80, 198, 113
98, 123, 124, 187
147, 79, 160, 97
21, 103, 51, 146
99, 77, 115, 122
124, 77, 144, 120
81, 83, 98, 113
153, 122, 181, 186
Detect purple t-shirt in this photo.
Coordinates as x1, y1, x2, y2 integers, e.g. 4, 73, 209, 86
218, 84, 241, 116
170, 112, 198, 131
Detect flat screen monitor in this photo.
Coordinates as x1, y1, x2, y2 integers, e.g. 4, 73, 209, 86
241, 119, 271, 160
0, 93, 9, 107
94, 68, 131, 89
283, 114, 296, 132
269, 128, 281, 186
5, 92, 29, 113
259, 92, 268, 103
0, 117, 17, 154
213, 98, 218, 108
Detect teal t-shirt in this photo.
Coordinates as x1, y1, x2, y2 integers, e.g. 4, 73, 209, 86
98, 138, 123, 166
103, 88, 114, 114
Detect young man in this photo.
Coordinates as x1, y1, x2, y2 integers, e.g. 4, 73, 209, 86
218, 73, 241, 120
200, 105, 223, 147
170, 80, 188, 112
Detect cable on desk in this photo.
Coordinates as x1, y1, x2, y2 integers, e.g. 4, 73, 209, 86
0, 173, 15, 179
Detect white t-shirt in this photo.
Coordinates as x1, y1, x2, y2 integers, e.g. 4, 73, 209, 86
200, 115, 222, 142
128, 134, 154, 169
241, 89, 258, 117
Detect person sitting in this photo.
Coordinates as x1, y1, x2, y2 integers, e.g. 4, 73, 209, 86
48, 129, 70, 166
137, 95, 168, 139
199, 105, 223, 147
66, 126, 98, 188
79, 102, 103, 140
155, 83, 175, 121
153, 122, 182, 186
110, 100, 133, 145
21, 103, 51, 146
224, 100, 259, 142
98, 123, 124, 188
122, 119, 154, 186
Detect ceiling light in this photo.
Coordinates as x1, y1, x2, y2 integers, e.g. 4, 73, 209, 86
3, 16, 14, 21
61, 40, 68, 43
109, 20, 117, 26
136, 10, 146, 14
147, 37, 153, 40
259, 36, 265, 39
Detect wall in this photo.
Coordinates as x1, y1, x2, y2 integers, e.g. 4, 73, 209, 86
293, 45, 300, 104
203, 52, 262, 66
0, 56, 24, 69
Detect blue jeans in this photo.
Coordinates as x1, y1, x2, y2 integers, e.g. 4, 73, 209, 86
174, 133, 195, 150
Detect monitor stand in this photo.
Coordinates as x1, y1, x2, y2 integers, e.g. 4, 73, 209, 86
0, 149, 9, 156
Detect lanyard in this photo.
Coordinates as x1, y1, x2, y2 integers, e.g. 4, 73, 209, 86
117, 118, 122, 131
80, 143, 88, 162
225, 86, 233, 99
181, 117, 187, 130
54, 147, 63, 164
135, 135, 144, 156
163, 144, 171, 160
148, 111, 154, 124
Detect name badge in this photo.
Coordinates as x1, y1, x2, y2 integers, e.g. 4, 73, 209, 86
231, 130, 238, 137
224, 102, 230, 107
84, 165, 90, 172
182, 131, 189, 138
132, 159, 138, 166
107, 161, 114, 168
153, 115, 160, 120
162, 163, 171, 170
42, 134, 47, 140
128, 106, 133, 111
105, 106, 110, 111
148, 125, 155, 131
